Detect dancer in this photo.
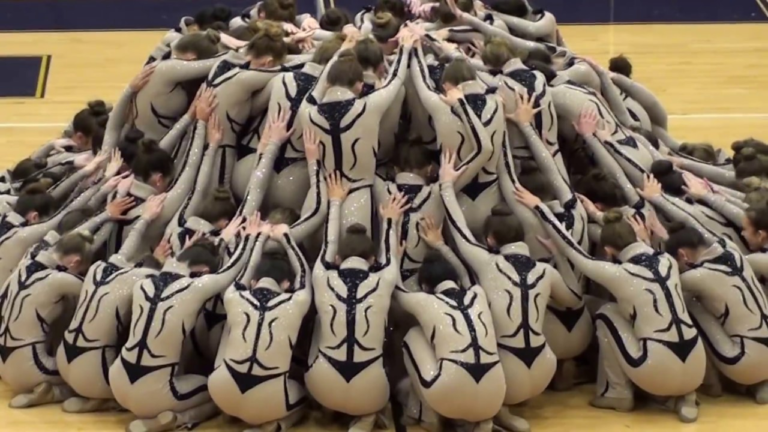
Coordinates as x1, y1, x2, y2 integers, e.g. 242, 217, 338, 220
108, 216, 265, 432
441, 153, 581, 431
519, 185, 704, 423
209, 223, 312, 430
305, 177, 408, 432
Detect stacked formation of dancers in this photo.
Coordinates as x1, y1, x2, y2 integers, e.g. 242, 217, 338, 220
2, 0, 768, 431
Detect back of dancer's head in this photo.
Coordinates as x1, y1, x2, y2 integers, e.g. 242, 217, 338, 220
15, 183, 55, 223
254, 252, 295, 290
320, 8, 352, 32
488, 0, 529, 17
267, 207, 300, 226
11, 158, 47, 182
198, 188, 237, 229
374, 0, 407, 20
353, 38, 385, 72
71, 110, 100, 151
262, 0, 297, 22
327, 50, 364, 92
194, 4, 232, 30
131, 138, 174, 188
338, 223, 376, 262
177, 238, 221, 275
441, 58, 477, 88
745, 204, 768, 250
313, 34, 346, 66
678, 142, 717, 164
518, 160, 555, 202
731, 138, 768, 162
650, 160, 685, 197
734, 148, 768, 180
57, 207, 97, 235
118, 128, 144, 168
664, 221, 706, 266
483, 204, 524, 248
608, 54, 632, 78
523, 59, 557, 84
574, 170, 626, 209
437, 0, 473, 24
55, 231, 95, 274
630, 127, 659, 150
600, 209, 636, 256
247, 23, 289, 66
174, 30, 221, 60
481, 37, 514, 69
395, 143, 433, 177
418, 251, 459, 293
370, 12, 401, 44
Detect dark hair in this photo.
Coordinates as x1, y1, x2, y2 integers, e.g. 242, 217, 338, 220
118, 128, 144, 167
418, 251, 459, 292
746, 204, 768, 233
489, 0, 529, 17
518, 160, 555, 202
735, 148, 768, 180
600, 209, 636, 251
650, 160, 685, 197
370, 12, 401, 43
57, 207, 97, 234
174, 30, 221, 59
20, 176, 56, 194
247, 25, 288, 63
11, 158, 47, 182
71, 109, 99, 138
327, 50, 364, 89
678, 142, 717, 164
313, 34, 346, 65
374, 0, 407, 20
664, 222, 705, 258
608, 54, 632, 78
131, 138, 174, 182
254, 254, 295, 286
15, 183, 55, 219
177, 239, 220, 272
320, 8, 352, 31
267, 207, 300, 225
262, 0, 296, 22
198, 188, 237, 225
524, 49, 553, 66
354, 38, 385, 71
437, 0, 473, 23
91, 127, 105, 155
441, 58, 477, 87
524, 60, 557, 84
631, 127, 659, 150
395, 143, 433, 173
483, 204, 524, 246
194, 4, 233, 30
732, 138, 768, 159
338, 223, 376, 260
574, 170, 626, 208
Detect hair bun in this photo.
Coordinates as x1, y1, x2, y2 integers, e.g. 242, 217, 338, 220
124, 128, 144, 144
21, 182, 49, 195
518, 160, 539, 175
204, 28, 222, 44
372, 12, 393, 26
137, 138, 160, 153
666, 221, 687, 234
346, 223, 368, 235
262, 25, 284, 40
679, 143, 691, 152
602, 209, 624, 224
212, 188, 232, 201
650, 160, 675, 178
741, 147, 758, 161
608, 54, 632, 78
86, 100, 108, 117
490, 203, 513, 217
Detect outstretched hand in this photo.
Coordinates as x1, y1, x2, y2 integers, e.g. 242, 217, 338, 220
438, 150, 466, 183
418, 216, 444, 248
380, 192, 411, 221
513, 183, 542, 209
636, 174, 662, 200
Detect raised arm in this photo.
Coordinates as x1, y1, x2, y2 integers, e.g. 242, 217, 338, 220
458, 12, 547, 58
161, 55, 223, 84
419, 216, 473, 288
235, 230, 268, 287
582, 59, 638, 128
364, 39, 413, 117
439, 151, 494, 270
116, 194, 167, 264
610, 74, 668, 130
288, 130, 328, 243
375, 193, 409, 284
103, 66, 156, 152
278, 226, 311, 292
452, 94, 494, 191
675, 157, 737, 188
159, 113, 194, 153
490, 10, 556, 40
509, 90, 571, 204
683, 174, 745, 228
317, 172, 345, 270
410, 42, 452, 118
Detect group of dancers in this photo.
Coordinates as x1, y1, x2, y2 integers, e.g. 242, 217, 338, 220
2, 0, 768, 431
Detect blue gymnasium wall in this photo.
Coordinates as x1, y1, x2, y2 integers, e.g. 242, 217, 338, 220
0, 0, 765, 31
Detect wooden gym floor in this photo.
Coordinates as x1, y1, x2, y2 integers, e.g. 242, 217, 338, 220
0, 22, 767, 431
